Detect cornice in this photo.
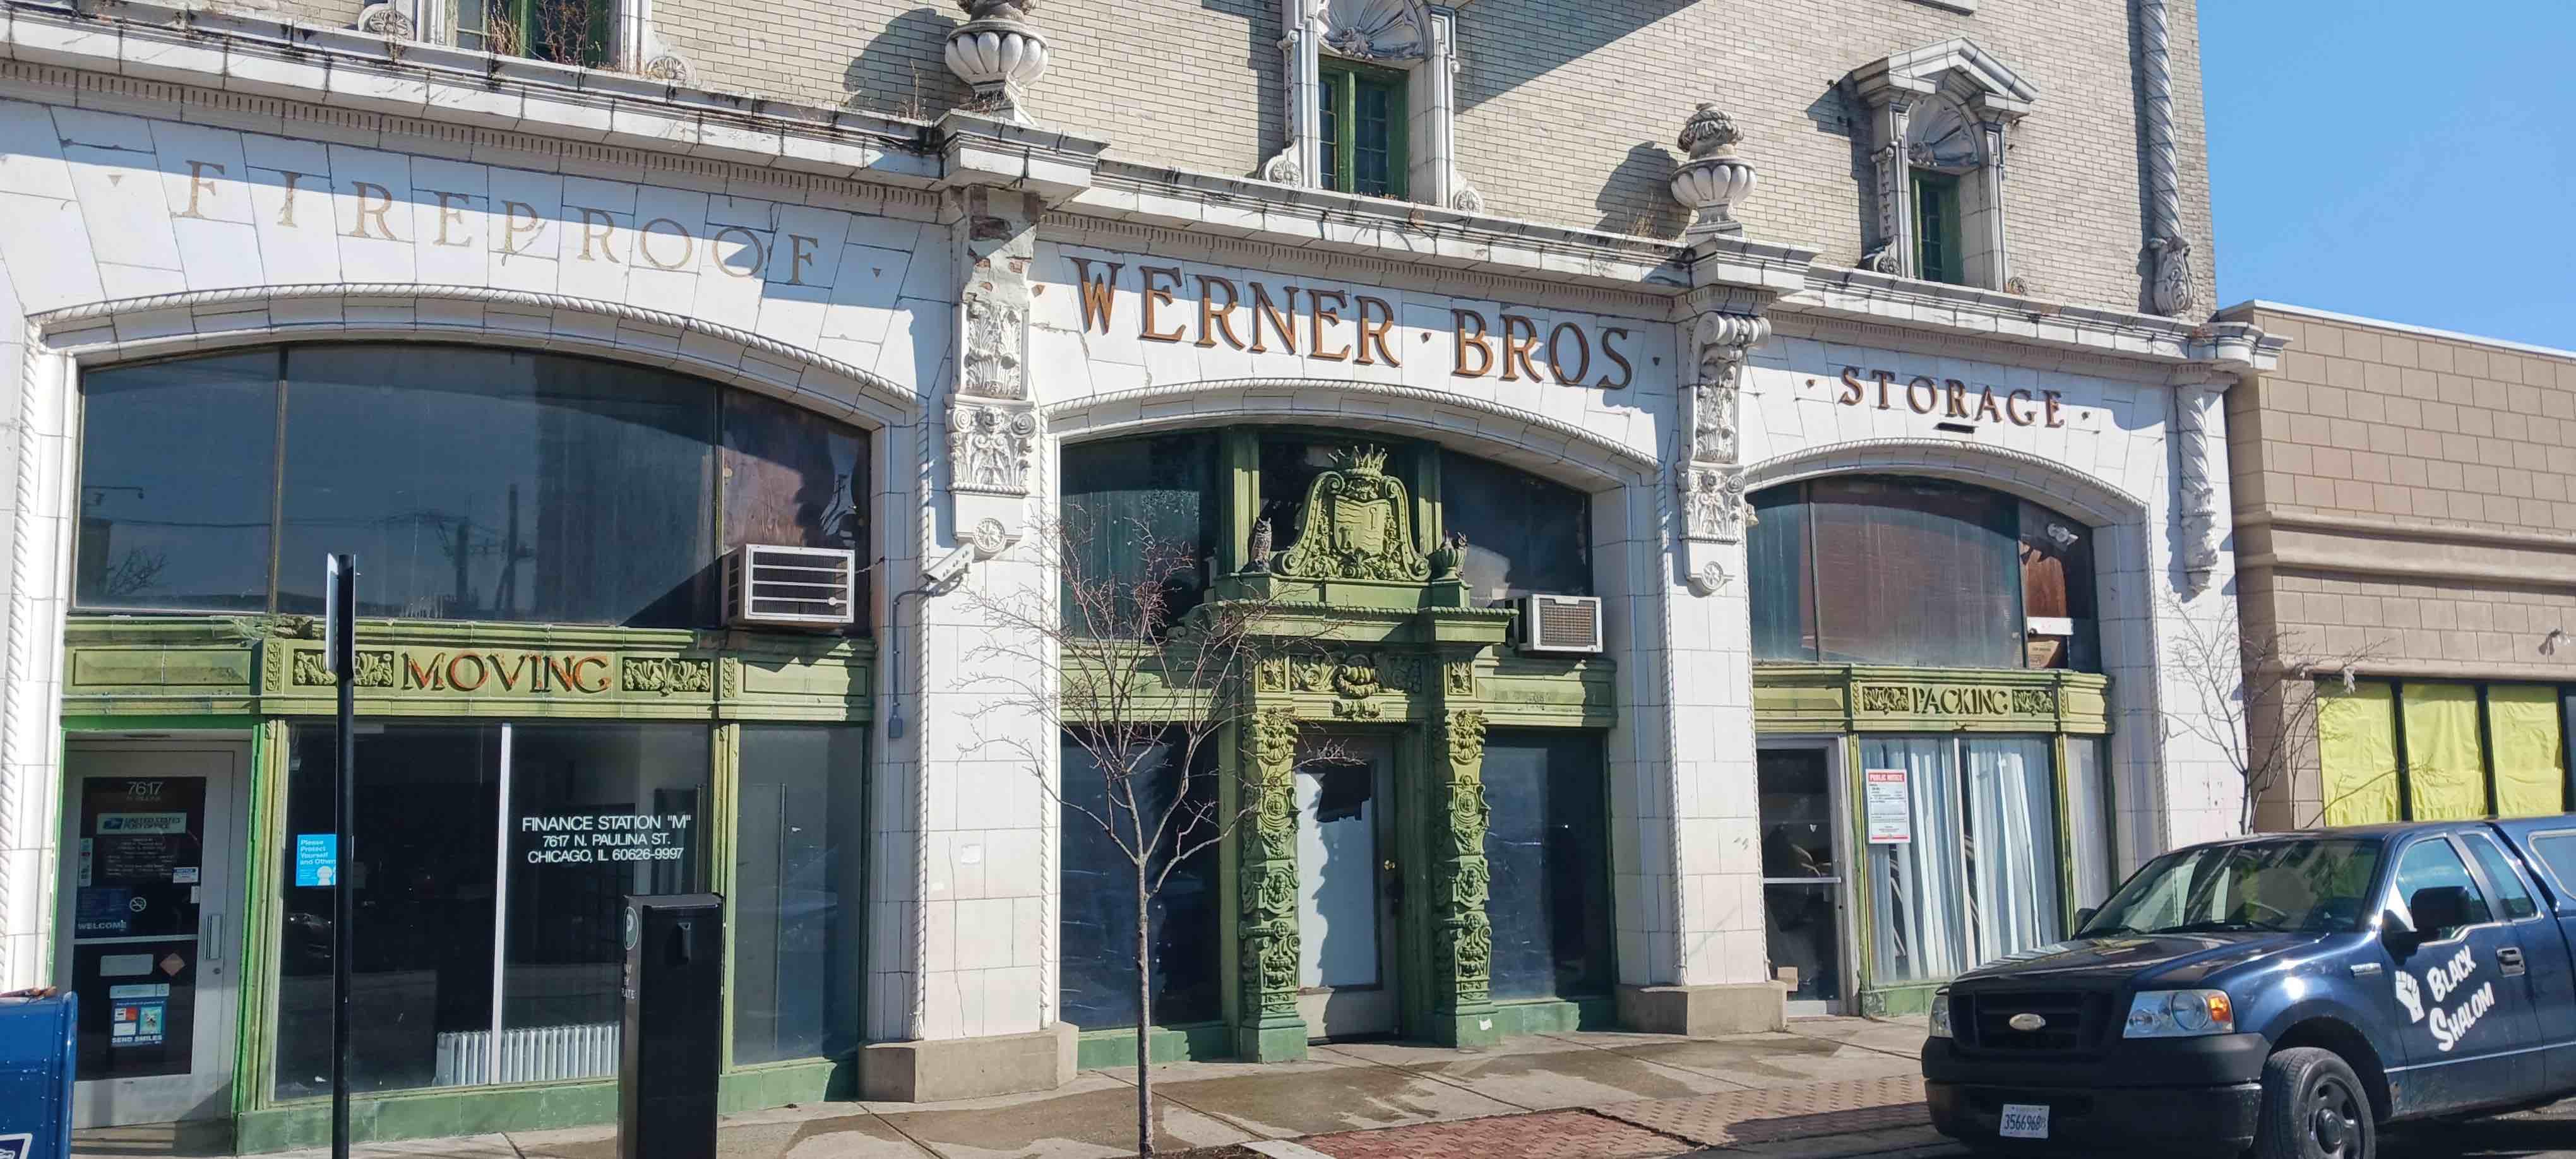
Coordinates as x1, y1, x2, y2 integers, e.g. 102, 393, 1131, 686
0, 0, 943, 186
2218, 300, 2576, 364
1062, 161, 1702, 296
1777, 265, 2287, 377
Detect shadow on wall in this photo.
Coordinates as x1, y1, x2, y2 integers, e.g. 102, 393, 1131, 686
1446, 0, 1694, 233
842, 6, 970, 118
1599, 141, 1690, 238
1203, 0, 1289, 172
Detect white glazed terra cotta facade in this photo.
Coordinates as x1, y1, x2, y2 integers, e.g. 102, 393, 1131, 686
0, 0, 2276, 1143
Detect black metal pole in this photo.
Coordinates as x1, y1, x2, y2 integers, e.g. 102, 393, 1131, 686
328, 554, 357, 1159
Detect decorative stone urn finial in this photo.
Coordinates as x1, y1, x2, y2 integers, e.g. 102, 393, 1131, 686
1669, 102, 1756, 238
945, 0, 1050, 124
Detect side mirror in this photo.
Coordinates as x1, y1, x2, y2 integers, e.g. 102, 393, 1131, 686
2408, 886, 2474, 938
2073, 906, 2097, 934
2380, 908, 2422, 957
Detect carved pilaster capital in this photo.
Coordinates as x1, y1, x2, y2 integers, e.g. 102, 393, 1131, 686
2147, 234, 2200, 318
1679, 464, 1751, 545
946, 401, 1038, 497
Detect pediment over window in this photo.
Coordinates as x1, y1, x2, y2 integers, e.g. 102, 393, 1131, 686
1845, 37, 2037, 119
1318, 0, 1429, 62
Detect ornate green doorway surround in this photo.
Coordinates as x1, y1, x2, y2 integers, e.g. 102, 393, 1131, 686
1213, 446, 1614, 1062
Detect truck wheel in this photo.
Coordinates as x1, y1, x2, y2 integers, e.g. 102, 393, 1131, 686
2253, 1047, 2374, 1159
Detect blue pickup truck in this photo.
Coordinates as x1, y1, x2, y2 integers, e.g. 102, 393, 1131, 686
1922, 819, 2576, 1159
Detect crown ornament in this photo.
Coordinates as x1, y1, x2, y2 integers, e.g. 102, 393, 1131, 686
1335, 444, 1392, 475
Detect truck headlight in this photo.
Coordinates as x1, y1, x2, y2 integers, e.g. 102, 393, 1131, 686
1928, 988, 1953, 1038
2124, 989, 2234, 1038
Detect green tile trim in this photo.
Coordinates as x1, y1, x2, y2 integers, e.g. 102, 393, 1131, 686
232, 1062, 850, 1152
1487, 995, 1616, 1038
719, 1057, 852, 1112
1858, 982, 1943, 1018
236, 1081, 618, 1153
1074, 1022, 1233, 1070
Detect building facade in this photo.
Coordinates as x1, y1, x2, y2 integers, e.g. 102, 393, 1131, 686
0, 0, 2274, 1146
2225, 303, 2576, 833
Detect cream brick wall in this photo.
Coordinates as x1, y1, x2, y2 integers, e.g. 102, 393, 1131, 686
2229, 304, 2576, 828
259, 0, 2209, 318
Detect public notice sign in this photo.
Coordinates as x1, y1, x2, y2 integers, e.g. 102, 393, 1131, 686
1864, 768, 1912, 845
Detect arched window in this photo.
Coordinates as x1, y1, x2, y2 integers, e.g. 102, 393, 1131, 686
75, 344, 870, 630
1748, 476, 2096, 670
1054, 427, 1592, 633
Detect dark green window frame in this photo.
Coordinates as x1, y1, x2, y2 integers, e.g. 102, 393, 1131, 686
458, 0, 613, 67
1318, 61, 1408, 199
1911, 171, 1965, 285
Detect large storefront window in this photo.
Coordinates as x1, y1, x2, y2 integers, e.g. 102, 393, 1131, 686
276, 722, 710, 1098
1750, 477, 2097, 670
2316, 679, 2568, 826
1061, 433, 1220, 629
1439, 450, 1592, 604
77, 345, 870, 630
1863, 735, 2064, 984
1481, 730, 1613, 1001
1058, 730, 1222, 1028
1059, 429, 1596, 629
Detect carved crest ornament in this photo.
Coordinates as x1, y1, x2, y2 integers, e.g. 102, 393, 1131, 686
1269, 445, 1431, 582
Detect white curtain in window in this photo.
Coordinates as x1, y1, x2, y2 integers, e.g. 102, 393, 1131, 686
1967, 737, 2064, 963
2061, 736, 2116, 912
1865, 737, 1967, 982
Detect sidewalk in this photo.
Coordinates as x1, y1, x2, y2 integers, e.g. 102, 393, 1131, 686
74, 1018, 1952, 1159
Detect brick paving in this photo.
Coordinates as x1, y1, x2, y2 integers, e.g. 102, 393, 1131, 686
1301, 1108, 1689, 1159
1597, 1076, 1931, 1148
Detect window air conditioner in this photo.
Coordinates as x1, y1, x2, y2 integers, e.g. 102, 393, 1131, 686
1520, 593, 1603, 655
722, 545, 857, 628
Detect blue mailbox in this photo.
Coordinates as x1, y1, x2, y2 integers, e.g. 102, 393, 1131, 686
0, 992, 75, 1159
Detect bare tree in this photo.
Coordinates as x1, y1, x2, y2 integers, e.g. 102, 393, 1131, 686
960, 509, 1344, 1157
2164, 595, 2383, 833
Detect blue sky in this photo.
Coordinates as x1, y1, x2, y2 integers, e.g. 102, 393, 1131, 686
2202, 3, 2575, 349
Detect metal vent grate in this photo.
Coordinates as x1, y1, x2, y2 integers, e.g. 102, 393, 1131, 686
724, 545, 857, 628
1522, 594, 1603, 654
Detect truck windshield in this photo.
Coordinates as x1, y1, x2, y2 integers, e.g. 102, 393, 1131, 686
2080, 838, 2382, 936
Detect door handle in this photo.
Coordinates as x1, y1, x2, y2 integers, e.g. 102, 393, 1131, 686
203, 912, 224, 977
2498, 946, 2526, 977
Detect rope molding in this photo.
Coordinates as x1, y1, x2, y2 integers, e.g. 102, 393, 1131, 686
1741, 436, 2152, 525
29, 283, 921, 421
1042, 377, 1662, 484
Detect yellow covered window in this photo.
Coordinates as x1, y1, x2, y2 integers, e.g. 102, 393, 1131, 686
2489, 686, 2567, 818
2318, 682, 2400, 826
2402, 683, 2486, 821
2316, 679, 2569, 826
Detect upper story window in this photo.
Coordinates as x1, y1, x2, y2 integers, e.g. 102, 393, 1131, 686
1912, 170, 1964, 285
457, 0, 610, 66
76, 345, 869, 631
1258, 0, 1482, 211
354, 0, 695, 82
1057, 428, 1591, 634
1844, 39, 2036, 292
1318, 61, 1408, 199
1749, 476, 2095, 670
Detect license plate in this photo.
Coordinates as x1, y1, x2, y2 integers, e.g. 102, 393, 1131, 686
1999, 1103, 2051, 1139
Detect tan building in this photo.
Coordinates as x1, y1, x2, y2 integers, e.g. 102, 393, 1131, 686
2224, 302, 2576, 832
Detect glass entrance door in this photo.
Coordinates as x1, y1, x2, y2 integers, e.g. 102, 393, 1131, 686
1296, 737, 1398, 1040
57, 744, 244, 1127
1757, 746, 1846, 1014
